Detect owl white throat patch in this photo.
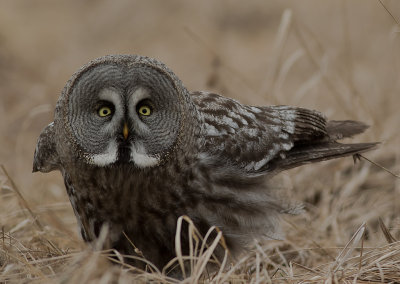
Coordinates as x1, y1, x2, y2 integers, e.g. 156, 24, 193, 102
88, 140, 159, 168
130, 143, 160, 168
88, 140, 119, 166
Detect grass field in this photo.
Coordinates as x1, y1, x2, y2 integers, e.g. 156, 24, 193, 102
0, 1, 399, 282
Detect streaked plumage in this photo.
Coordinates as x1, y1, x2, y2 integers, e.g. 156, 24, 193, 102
33, 54, 377, 273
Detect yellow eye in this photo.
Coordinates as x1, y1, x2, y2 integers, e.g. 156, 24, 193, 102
98, 106, 112, 117
138, 105, 152, 116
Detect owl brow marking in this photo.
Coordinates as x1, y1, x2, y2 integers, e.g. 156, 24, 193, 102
128, 87, 151, 109
98, 88, 123, 115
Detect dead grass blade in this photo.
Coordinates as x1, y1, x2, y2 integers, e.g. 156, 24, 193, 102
332, 222, 366, 273
183, 27, 257, 92
378, 0, 400, 27
259, 9, 293, 103
378, 218, 397, 244
358, 154, 400, 179
175, 215, 187, 278
0, 165, 64, 257
0, 165, 44, 231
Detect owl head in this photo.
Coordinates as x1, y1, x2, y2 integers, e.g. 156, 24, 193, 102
35, 55, 196, 172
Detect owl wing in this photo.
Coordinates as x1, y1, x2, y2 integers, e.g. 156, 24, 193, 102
192, 91, 377, 174
33, 122, 61, 173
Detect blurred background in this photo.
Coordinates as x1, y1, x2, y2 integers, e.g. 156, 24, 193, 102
0, 0, 399, 278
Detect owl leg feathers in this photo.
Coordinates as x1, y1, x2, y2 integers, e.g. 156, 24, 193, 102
33, 122, 61, 173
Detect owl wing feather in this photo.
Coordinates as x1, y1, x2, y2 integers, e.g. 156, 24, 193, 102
33, 122, 61, 173
192, 91, 377, 174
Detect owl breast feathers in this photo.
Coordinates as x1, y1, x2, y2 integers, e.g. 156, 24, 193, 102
33, 55, 377, 274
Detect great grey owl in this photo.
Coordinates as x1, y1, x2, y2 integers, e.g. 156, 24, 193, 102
33, 54, 376, 272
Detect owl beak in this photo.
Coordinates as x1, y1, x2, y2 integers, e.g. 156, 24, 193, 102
123, 123, 129, 140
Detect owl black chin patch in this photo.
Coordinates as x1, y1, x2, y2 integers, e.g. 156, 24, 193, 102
117, 142, 131, 164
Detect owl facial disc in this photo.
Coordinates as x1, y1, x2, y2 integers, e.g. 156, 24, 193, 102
88, 88, 161, 168
64, 58, 182, 169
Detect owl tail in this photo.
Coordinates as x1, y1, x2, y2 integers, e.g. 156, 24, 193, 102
271, 120, 378, 172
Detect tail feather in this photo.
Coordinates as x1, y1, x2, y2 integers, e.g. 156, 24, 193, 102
266, 119, 378, 173
274, 142, 378, 172
326, 120, 370, 140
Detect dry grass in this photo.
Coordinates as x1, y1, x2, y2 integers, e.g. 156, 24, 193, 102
0, 1, 399, 283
